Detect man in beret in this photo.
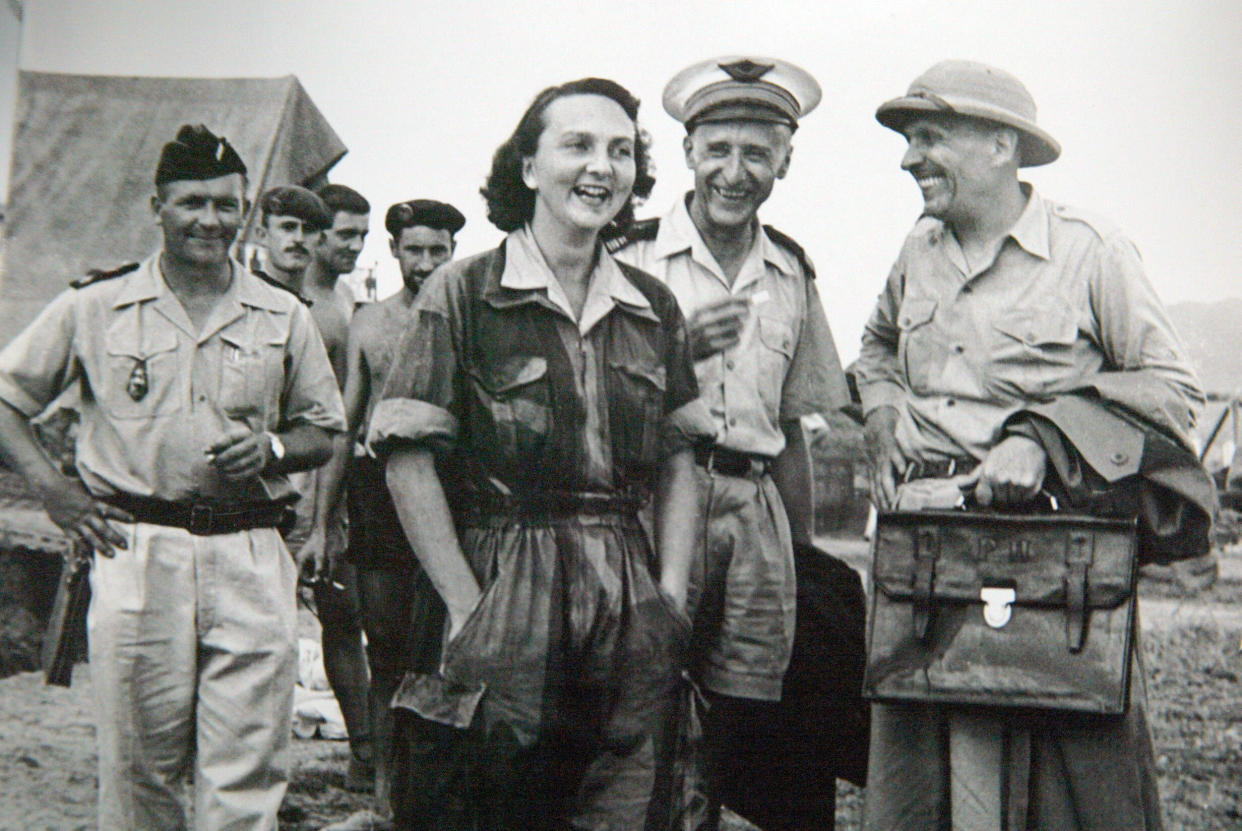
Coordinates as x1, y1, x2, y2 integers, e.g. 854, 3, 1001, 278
252, 184, 333, 296
316, 199, 464, 830
613, 56, 851, 830
266, 182, 376, 793
856, 60, 1212, 830
0, 124, 344, 829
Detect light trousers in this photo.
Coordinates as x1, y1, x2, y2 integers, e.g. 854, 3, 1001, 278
88, 522, 298, 831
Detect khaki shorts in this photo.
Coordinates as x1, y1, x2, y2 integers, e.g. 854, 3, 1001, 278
688, 466, 796, 701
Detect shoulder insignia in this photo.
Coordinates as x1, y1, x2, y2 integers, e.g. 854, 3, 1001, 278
70, 262, 139, 289
763, 225, 816, 280
251, 269, 313, 307
604, 217, 661, 254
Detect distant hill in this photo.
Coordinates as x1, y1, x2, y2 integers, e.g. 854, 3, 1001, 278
1168, 299, 1242, 397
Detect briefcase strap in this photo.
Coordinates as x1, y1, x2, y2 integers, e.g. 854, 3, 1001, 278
912, 528, 938, 640
1064, 532, 1094, 653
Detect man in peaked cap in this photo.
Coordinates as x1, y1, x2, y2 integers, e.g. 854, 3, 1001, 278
613, 56, 852, 830
0, 124, 345, 829
856, 61, 1212, 830
315, 198, 463, 830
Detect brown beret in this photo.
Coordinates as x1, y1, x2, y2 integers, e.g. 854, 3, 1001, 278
385, 199, 466, 237
258, 186, 333, 231
155, 124, 247, 186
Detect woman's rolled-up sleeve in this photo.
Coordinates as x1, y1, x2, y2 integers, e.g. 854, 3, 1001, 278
367, 273, 462, 459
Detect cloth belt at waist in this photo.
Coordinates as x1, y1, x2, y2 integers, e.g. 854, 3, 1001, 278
103, 493, 296, 536
903, 456, 978, 481
695, 445, 773, 478
462, 489, 648, 523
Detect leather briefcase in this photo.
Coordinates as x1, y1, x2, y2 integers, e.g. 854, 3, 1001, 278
863, 510, 1138, 715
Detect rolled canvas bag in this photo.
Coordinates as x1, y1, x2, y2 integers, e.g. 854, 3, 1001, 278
863, 510, 1138, 715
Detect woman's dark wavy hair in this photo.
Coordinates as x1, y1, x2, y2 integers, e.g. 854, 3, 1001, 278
480, 77, 656, 237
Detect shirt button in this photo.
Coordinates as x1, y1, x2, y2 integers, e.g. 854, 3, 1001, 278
962, 286, 973, 294
946, 398, 956, 407
1110, 451, 1129, 465
726, 360, 735, 371
954, 344, 965, 354
729, 417, 738, 427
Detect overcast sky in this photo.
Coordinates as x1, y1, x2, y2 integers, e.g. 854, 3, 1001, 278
3, 0, 1240, 361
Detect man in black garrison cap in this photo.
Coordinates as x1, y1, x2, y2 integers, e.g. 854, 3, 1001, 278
316, 198, 465, 831
0, 123, 344, 829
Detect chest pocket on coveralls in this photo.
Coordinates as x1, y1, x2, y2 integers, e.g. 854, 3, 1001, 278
469, 355, 550, 463
219, 321, 288, 425
989, 306, 1079, 397
756, 315, 795, 420
897, 297, 938, 395
608, 360, 667, 469
102, 328, 181, 419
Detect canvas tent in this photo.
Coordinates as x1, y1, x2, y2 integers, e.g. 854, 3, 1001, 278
0, 71, 347, 345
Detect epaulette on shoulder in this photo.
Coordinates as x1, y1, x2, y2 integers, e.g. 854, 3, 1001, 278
604, 217, 661, 254
1046, 201, 1121, 244
70, 261, 139, 289
763, 225, 816, 280
251, 269, 313, 307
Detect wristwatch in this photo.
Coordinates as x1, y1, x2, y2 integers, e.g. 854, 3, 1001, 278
264, 431, 286, 465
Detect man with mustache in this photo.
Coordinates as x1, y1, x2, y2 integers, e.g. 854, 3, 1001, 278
856, 60, 1212, 830
317, 199, 465, 831
252, 185, 332, 300
273, 182, 376, 792
0, 124, 344, 829
613, 56, 851, 830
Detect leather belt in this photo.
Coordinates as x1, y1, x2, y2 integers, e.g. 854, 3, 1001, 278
903, 457, 978, 481
103, 493, 296, 536
464, 489, 647, 522
695, 445, 773, 478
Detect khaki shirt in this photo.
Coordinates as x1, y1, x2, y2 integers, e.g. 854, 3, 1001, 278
856, 186, 1203, 462
370, 229, 713, 499
0, 253, 345, 501
614, 197, 849, 459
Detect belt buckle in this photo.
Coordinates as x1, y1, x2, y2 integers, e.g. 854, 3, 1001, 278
188, 503, 214, 535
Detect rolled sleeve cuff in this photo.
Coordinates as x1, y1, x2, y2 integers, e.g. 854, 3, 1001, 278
661, 397, 718, 456
367, 398, 459, 458
286, 403, 347, 435
859, 380, 906, 417
0, 378, 48, 419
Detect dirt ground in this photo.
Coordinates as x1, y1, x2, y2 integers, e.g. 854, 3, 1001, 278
0, 541, 1238, 830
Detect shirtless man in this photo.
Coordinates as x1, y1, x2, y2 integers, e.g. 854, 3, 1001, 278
285, 184, 375, 792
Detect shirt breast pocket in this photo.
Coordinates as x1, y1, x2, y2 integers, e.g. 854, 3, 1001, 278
219, 330, 288, 423
468, 355, 551, 462
756, 315, 795, 419
608, 360, 667, 469
989, 307, 1079, 397
897, 297, 938, 395
101, 329, 181, 419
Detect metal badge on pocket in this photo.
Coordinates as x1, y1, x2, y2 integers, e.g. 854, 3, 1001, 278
126, 359, 148, 401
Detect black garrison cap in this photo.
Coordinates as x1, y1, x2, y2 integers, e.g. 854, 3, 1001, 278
385, 199, 466, 238
154, 124, 248, 186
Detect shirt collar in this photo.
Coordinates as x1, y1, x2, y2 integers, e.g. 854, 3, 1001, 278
497, 226, 654, 334
654, 192, 796, 281
114, 255, 285, 312
1006, 183, 1051, 261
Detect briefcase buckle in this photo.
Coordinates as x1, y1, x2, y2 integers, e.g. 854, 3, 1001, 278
980, 586, 1016, 629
